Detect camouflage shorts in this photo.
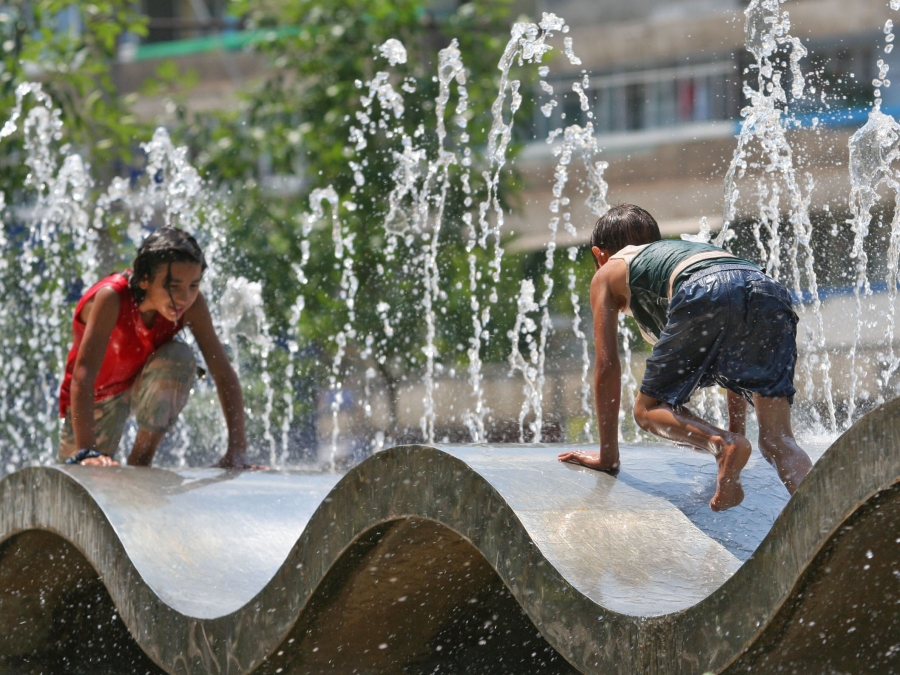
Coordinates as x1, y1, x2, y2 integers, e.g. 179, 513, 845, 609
59, 340, 197, 462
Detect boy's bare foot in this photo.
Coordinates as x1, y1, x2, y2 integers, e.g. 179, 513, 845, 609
709, 435, 751, 511
557, 450, 620, 473
710, 479, 744, 511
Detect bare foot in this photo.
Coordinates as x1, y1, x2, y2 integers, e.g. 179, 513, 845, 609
710, 479, 744, 511
709, 435, 751, 511
557, 450, 620, 473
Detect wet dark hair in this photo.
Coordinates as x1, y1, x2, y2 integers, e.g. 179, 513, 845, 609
129, 227, 207, 304
590, 204, 661, 254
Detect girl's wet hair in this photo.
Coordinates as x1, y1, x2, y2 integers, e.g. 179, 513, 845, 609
590, 204, 661, 254
130, 227, 207, 304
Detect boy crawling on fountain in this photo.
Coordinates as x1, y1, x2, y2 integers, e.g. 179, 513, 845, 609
58, 227, 255, 469
558, 204, 812, 511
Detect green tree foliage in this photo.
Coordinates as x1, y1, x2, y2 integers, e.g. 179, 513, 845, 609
177, 0, 536, 434
0, 2, 148, 193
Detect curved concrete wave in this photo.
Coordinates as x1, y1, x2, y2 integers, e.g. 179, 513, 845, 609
1, 397, 899, 674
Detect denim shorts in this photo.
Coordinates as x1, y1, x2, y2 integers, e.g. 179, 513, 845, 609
640, 264, 798, 406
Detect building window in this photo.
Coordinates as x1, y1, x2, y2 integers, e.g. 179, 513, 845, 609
534, 60, 740, 138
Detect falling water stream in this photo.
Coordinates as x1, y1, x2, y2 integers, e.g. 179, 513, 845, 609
844, 1, 900, 421
719, 0, 836, 429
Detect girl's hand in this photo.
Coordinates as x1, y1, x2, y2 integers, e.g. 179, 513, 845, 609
81, 454, 120, 467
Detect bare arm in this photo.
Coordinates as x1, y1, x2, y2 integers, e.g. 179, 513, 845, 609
184, 292, 252, 468
70, 287, 121, 466
592, 273, 622, 465
558, 262, 624, 471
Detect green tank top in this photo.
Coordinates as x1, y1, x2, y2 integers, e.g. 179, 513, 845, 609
614, 240, 759, 344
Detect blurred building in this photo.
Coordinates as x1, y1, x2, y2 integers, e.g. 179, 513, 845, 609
116, 0, 264, 117
118, 0, 893, 258
509, 0, 890, 254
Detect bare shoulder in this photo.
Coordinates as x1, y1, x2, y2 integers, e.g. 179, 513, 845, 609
591, 259, 628, 311
79, 284, 121, 325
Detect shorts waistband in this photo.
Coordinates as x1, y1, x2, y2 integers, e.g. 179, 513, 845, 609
683, 263, 760, 285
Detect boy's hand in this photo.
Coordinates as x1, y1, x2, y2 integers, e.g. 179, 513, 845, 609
557, 449, 620, 473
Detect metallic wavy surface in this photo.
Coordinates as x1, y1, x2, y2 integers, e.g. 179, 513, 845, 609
1, 397, 899, 674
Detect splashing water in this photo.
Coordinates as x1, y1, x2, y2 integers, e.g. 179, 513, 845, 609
378, 39, 407, 67
504, 28, 611, 442
466, 13, 578, 441
719, 0, 836, 430
508, 279, 541, 441
419, 40, 467, 443
7, 6, 900, 475
304, 186, 356, 469
524, 122, 609, 442
220, 277, 277, 464
345, 38, 469, 446
0, 84, 96, 469
842, 2, 900, 422
846, 118, 900, 417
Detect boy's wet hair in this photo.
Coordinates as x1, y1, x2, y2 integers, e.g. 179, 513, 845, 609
130, 227, 207, 304
590, 204, 661, 254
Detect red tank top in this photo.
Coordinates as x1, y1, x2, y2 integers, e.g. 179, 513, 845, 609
59, 273, 183, 415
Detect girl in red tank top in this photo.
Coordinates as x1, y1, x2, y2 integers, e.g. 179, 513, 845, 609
60, 272, 182, 412
59, 228, 256, 469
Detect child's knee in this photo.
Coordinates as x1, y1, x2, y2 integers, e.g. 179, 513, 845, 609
139, 342, 197, 394
133, 342, 197, 433
633, 399, 652, 431
152, 340, 196, 369
135, 387, 191, 435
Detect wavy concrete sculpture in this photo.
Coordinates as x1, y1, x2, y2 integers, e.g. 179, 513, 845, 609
1, 397, 899, 675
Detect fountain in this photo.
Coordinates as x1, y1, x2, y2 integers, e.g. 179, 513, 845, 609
2, 2, 900, 673
4, 0, 898, 471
